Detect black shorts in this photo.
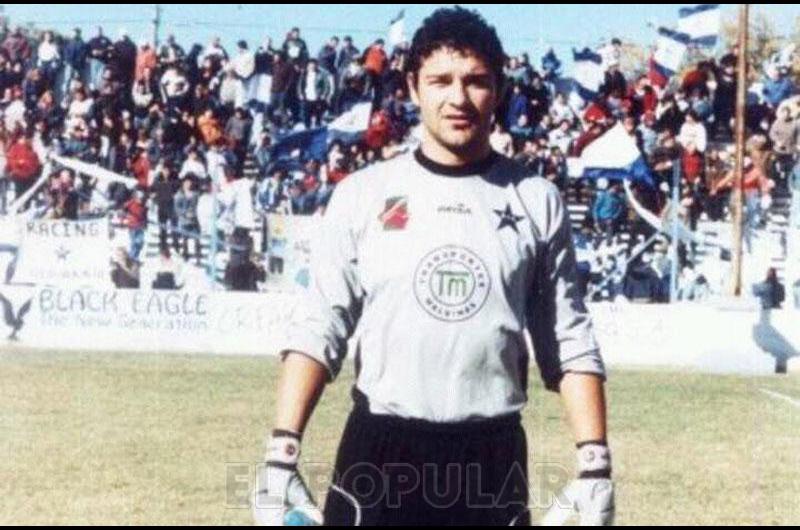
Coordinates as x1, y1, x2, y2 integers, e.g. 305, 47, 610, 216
323, 390, 530, 526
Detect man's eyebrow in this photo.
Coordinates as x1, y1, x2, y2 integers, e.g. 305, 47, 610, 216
424, 71, 492, 80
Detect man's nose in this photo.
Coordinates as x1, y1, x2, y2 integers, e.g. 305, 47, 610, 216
446, 79, 469, 107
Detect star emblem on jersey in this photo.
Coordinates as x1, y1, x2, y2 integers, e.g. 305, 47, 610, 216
379, 196, 409, 231
413, 246, 491, 322
494, 204, 525, 234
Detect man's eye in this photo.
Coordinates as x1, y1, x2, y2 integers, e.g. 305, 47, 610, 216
468, 78, 492, 89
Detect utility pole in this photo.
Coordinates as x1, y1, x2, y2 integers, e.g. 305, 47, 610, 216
730, 4, 749, 296
152, 4, 162, 48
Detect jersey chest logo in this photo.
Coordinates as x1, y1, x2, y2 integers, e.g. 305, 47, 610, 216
378, 196, 409, 231
413, 246, 491, 322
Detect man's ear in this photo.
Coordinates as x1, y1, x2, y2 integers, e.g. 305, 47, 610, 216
407, 72, 419, 107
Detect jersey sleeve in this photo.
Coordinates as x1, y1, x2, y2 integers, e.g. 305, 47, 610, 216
278, 177, 364, 381
527, 181, 606, 392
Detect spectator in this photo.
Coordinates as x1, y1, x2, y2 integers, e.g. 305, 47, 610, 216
6, 134, 41, 201
46, 169, 79, 220
135, 41, 158, 83
174, 177, 201, 264
298, 60, 332, 129
179, 149, 207, 181
3, 26, 31, 64
713, 156, 774, 231
150, 247, 182, 290
197, 109, 224, 146
282, 27, 309, 66
769, 104, 800, 190
592, 179, 627, 236
317, 36, 339, 76
549, 92, 575, 125
110, 246, 140, 288
257, 167, 287, 213
86, 27, 111, 89
269, 52, 294, 127
151, 164, 181, 254
752, 268, 785, 310
505, 82, 529, 130
254, 132, 272, 178
677, 110, 707, 153
37, 31, 61, 89
489, 123, 513, 157
225, 107, 253, 169
159, 34, 185, 66
363, 39, 387, 105
121, 189, 148, 260
712, 59, 737, 140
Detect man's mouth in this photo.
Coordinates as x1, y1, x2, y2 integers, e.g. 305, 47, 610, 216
444, 115, 475, 128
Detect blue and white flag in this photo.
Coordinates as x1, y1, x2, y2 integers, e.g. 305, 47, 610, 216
271, 101, 374, 162
328, 101, 372, 135
328, 100, 373, 145
652, 27, 691, 81
678, 4, 721, 47
579, 123, 654, 187
572, 48, 605, 102
389, 10, 406, 46
271, 127, 329, 162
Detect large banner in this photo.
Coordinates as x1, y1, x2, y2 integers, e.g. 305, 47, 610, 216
13, 218, 112, 286
588, 301, 798, 375
0, 285, 299, 356
1, 281, 797, 375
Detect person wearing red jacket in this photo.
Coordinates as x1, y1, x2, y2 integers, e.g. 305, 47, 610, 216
121, 190, 148, 260
130, 149, 151, 190
362, 39, 388, 105
5, 135, 41, 201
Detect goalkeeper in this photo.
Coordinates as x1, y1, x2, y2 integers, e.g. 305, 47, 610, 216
254, 6, 614, 526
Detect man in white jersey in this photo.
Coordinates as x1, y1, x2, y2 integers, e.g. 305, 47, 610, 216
254, 7, 614, 526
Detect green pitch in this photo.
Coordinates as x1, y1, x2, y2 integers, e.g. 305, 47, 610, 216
1, 349, 799, 525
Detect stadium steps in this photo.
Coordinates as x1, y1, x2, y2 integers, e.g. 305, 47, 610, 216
142, 155, 266, 286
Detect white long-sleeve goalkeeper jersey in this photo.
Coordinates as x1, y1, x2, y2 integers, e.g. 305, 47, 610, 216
280, 149, 605, 422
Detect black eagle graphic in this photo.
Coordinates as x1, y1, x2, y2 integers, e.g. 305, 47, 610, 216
0, 292, 32, 341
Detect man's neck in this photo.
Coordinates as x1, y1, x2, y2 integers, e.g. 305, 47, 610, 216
420, 134, 492, 168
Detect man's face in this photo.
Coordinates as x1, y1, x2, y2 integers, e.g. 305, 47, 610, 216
408, 47, 497, 157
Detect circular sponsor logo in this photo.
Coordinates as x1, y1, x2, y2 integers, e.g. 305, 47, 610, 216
413, 246, 491, 322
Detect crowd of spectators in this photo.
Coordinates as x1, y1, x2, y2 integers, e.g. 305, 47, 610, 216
0, 18, 797, 301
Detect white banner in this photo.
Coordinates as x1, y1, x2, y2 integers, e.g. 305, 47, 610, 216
1, 281, 796, 375
0, 285, 300, 356
13, 218, 112, 286
589, 301, 798, 374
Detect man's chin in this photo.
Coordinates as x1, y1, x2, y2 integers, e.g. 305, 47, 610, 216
438, 134, 483, 154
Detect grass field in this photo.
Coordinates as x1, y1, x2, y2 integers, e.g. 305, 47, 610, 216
1, 348, 799, 525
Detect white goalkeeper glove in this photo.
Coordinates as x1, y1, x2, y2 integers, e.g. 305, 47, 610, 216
253, 430, 323, 526
542, 442, 615, 526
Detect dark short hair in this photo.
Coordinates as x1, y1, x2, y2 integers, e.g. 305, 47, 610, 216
408, 7, 505, 89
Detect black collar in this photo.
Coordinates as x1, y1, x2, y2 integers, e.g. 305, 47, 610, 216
414, 148, 498, 177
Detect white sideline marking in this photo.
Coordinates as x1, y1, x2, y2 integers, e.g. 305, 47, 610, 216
760, 388, 800, 409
